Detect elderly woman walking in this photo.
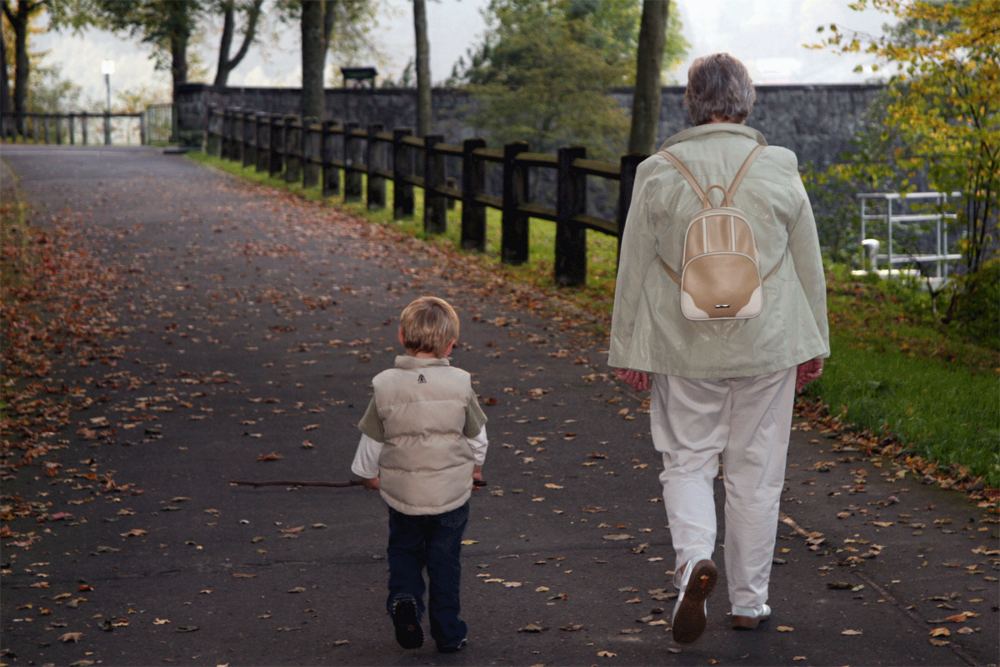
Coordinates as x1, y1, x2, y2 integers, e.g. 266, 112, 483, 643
609, 53, 829, 644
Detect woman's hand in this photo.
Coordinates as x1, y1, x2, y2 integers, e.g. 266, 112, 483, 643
796, 358, 824, 393
615, 369, 651, 392
361, 476, 380, 491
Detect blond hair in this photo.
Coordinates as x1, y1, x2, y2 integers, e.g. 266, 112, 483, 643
684, 53, 756, 125
399, 296, 460, 356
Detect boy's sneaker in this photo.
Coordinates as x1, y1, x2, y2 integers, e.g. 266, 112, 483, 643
731, 603, 771, 630
437, 637, 468, 653
390, 598, 423, 649
671, 559, 717, 644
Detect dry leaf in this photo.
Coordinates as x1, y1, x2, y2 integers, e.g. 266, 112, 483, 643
153, 618, 171, 625
287, 586, 306, 593
256, 451, 284, 462
776, 625, 795, 632
518, 623, 546, 633
560, 623, 584, 632
59, 631, 83, 643
596, 650, 617, 658
929, 627, 951, 637
603, 533, 632, 541
841, 629, 863, 636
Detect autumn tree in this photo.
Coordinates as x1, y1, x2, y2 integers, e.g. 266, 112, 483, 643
817, 0, 998, 325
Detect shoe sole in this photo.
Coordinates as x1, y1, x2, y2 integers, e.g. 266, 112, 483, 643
672, 560, 717, 644
392, 600, 424, 649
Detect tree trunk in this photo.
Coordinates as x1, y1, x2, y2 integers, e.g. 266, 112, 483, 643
213, 1, 235, 87
0, 19, 11, 136
168, 3, 190, 143
628, 0, 668, 155
214, 0, 262, 88
301, 0, 325, 121
12, 6, 28, 134
413, 0, 431, 137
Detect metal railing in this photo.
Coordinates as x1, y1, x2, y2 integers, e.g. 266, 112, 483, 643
1, 111, 147, 146
205, 105, 646, 286
856, 191, 963, 286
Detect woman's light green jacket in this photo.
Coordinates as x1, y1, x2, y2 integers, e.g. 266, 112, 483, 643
609, 123, 830, 379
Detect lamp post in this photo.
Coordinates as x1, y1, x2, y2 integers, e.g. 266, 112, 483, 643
101, 60, 115, 145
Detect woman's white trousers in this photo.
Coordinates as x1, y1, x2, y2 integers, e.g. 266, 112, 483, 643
650, 367, 796, 609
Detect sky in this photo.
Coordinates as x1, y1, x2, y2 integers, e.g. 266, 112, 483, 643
33, 0, 893, 110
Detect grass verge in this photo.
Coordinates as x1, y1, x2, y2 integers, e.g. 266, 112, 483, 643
187, 150, 1000, 488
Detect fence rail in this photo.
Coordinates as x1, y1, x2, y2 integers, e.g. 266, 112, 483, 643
1, 111, 146, 146
205, 104, 645, 286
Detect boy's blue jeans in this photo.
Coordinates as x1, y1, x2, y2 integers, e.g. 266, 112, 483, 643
386, 502, 469, 647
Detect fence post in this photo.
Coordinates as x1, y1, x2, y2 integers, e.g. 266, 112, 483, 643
139, 113, 146, 145
103, 110, 111, 145
366, 124, 385, 209
255, 112, 268, 172
616, 154, 644, 266
42, 115, 49, 144
461, 138, 487, 251
301, 117, 319, 188
284, 115, 301, 183
234, 108, 246, 164
268, 114, 284, 177
243, 111, 256, 168
56, 115, 63, 145
392, 128, 414, 218
555, 146, 588, 286
343, 122, 362, 201
33, 114, 40, 143
203, 104, 212, 152
69, 113, 75, 145
221, 108, 231, 158
81, 112, 89, 145
501, 141, 530, 264
423, 134, 447, 234
320, 120, 339, 196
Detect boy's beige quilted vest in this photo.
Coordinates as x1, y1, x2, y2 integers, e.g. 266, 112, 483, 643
373, 359, 475, 515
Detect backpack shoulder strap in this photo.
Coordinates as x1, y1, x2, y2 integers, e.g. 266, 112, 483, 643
658, 150, 710, 208
725, 145, 765, 203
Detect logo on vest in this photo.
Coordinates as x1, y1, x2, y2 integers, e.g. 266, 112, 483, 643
417, 374, 427, 384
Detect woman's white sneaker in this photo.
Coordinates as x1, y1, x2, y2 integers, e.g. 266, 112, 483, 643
671, 559, 717, 643
731, 603, 771, 630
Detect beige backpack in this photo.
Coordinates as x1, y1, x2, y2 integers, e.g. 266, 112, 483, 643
657, 146, 781, 321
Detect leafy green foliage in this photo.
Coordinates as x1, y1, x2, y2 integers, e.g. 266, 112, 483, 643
447, 0, 686, 159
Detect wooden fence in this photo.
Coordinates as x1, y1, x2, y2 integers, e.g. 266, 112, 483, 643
205, 104, 645, 287
1, 111, 146, 146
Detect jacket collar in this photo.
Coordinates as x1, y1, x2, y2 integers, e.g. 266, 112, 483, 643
659, 123, 767, 150
395, 354, 451, 369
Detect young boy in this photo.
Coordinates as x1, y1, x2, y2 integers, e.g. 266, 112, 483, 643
351, 296, 488, 653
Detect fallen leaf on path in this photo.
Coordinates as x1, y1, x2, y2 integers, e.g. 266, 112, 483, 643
930, 627, 951, 637
518, 623, 547, 633
256, 452, 284, 462
560, 624, 584, 632
287, 586, 306, 593
153, 618, 171, 625
776, 625, 795, 632
841, 629, 863, 636
59, 631, 83, 643
596, 650, 617, 658
603, 534, 632, 541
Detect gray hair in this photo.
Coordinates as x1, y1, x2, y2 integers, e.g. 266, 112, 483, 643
684, 53, 756, 125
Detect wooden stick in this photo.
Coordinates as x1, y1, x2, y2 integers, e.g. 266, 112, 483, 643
229, 479, 363, 488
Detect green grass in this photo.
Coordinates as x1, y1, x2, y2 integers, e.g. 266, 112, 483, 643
187, 150, 1000, 488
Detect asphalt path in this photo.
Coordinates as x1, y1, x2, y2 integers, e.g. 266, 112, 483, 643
1, 145, 997, 667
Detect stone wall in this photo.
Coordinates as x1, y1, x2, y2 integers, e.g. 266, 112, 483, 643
177, 82, 883, 168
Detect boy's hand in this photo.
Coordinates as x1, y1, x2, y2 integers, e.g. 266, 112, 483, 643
472, 466, 484, 489
361, 477, 380, 491
615, 369, 651, 392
